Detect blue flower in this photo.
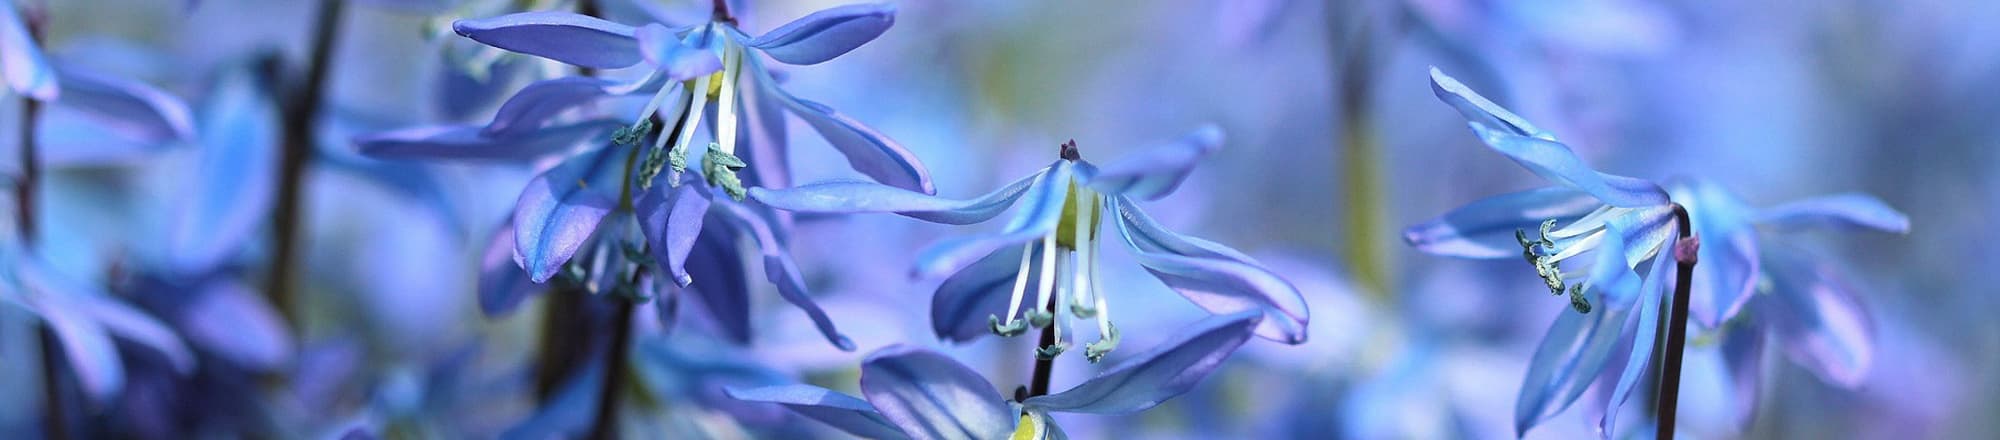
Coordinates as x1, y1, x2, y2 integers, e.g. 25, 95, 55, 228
0, 249, 195, 407
1405, 68, 1684, 437
727, 311, 1264, 440
751, 126, 1308, 362
357, 3, 923, 350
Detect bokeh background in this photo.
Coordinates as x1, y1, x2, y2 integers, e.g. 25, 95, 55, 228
2, 0, 1993, 438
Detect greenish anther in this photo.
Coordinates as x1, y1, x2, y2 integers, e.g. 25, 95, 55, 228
703, 146, 747, 200
1035, 342, 1069, 360
1566, 284, 1591, 314
1083, 323, 1119, 363
989, 315, 1029, 337
613, 120, 654, 146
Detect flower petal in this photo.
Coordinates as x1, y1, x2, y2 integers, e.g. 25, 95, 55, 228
500, 360, 602, 439
1758, 249, 1874, 388
859, 344, 1015, 440
636, 23, 724, 81
513, 148, 623, 283
1465, 122, 1668, 208
930, 242, 1044, 343
453, 11, 641, 69
1402, 186, 1600, 259
912, 161, 1071, 278
758, 61, 933, 194
358, 120, 619, 161
1755, 193, 1909, 234
725, 385, 910, 440
749, 171, 1038, 225
1081, 125, 1223, 201
30, 294, 124, 404
1671, 179, 1761, 328
47, 65, 194, 144
1025, 311, 1261, 414
639, 178, 712, 287
1111, 197, 1307, 343
176, 278, 291, 371
0, 4, 57, 100
482, 76, 658, 138
171, 65, 279, 273
713, 199, 854, 350
745, 3, 896, 65
479, 220, 541, 317
1597, 242, 1675, 437
1514, 303, 1636, 436
1428, 67, 1546, 138
683, 211, 752, 344
734, 57, 792, 190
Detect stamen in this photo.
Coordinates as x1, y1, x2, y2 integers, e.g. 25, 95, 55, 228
666, 74, 714, 185
584, 241, 612, 294
988, 242, 1037, 337
1027, 231, 1059, 329
1067, 194, 1097, 318
1567, 284, 1592, 314
712, 45, 741, 156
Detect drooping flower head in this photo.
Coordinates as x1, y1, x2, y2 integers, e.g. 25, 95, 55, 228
753, 126, 1308, 362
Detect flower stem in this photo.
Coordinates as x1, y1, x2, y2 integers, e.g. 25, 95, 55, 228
1027, 300, 1057, 398
1656, 203, 1697, 439
268, 0, 345, 332
711, 0, 735, 24
14, 8, 66, 438
586, 295, 638, 440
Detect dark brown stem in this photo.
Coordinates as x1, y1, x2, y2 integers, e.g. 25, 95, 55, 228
268, 0, 345, 331
15, 9, 64, 439
1026, 301, 1057, 398
1656, 204, 1697, 439
586, 293, 639, 440
710, 0, 735, 24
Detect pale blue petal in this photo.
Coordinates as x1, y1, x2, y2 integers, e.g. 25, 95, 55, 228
757, 61, 933, 194
735, 57, 791, 190
49, 65, 194, 143
178, 278, 292, 371
745, 3, 895, 65
684, 210, 752, 344
912, 161, 1071, 278
725, 385, 910, 440
172, 66, 279, 274
478, 220, 541, 317
1112, 197, 1307, 343
1514, 304, 1635, 436
1401, 186, 1599, 258
636, 23, 723, 81
1429, 67, 1545, 138
859, 344, 1015, 440
1598, 243, 1675, 437
713, 199, 854, 350
929, 243, 1043, 343
749, 171, 1037, 225
482, 76, 659, 138
1082, 125, 1223, 201
358, 120, 620, 161
639, 178, 711, 287
1758, 249, 1874, 388
512, 148, 623, 283
454, 12, 642, 69
1024, 311, 1261, 414
1756, 193, 1909, 234
30, 294, 123, 404
0, 4, 57, 100
1671, 179, 1761, 328
1465, 122, 1668, 208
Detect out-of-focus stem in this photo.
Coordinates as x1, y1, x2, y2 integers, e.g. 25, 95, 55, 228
1655, 204, 1697, 439
586, 296, 638, 440
15, 8, 66, 439
269, 0, 346, 332
1328, 2, 1395, 301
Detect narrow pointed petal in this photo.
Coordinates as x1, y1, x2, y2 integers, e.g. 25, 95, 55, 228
1597, 245, 1675, 437
0, 4, 57, 100
1465, 122, 1668, 208
735, 59, 791, 190
172, 66, 279, 273
930, 243, 1043, 343
479, 221, 540, 317
1082, 125, 1223, 201
636, 23, 724, 81
1672, 180, 1761, 328
1756, 194, 1910, 233
912, 162, 1071, 277
749, 171, 1038, 225
1025, 311, 1262, 414
178, 279, 292, 371
1759, 250, 1874, 388
684, 213, 752, 344
453, 12, 641, 69
49, 65, 195, 143
513, 148, 623, 283
758, 63, 933, 193
30, 295, 123, 404
639, 179, 712, 287
1112, 197, 1308, 343
358, 120, 619, 161
1582, 222, 1644, 310
859, 345, 1015, 440
1428, 67, 1545, 138
746, 3, 896, 65
482, 76, 657, 138
713, 199, 854, 350
725, 385, 910, 440
500, 361, 602, 440
1402, 186, 1599, 258
1514, 305, 1634, 436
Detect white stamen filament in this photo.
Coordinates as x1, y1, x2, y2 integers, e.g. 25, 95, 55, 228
713, 44, 742, 155
1069, 194, 1096, 315
1001, 242, 1036, 324
1089, 218, 1112, 338
1547, 228, 1606, 264
633, 72, 682, 128
1032, 229, 1059, 324
671, 74, 713, 155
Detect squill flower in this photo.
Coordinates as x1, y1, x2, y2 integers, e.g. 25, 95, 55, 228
358, 3, 925, 349
727, 311, 1263, 440
1404, 68, 1684, 437
752, 127, 1308, 362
